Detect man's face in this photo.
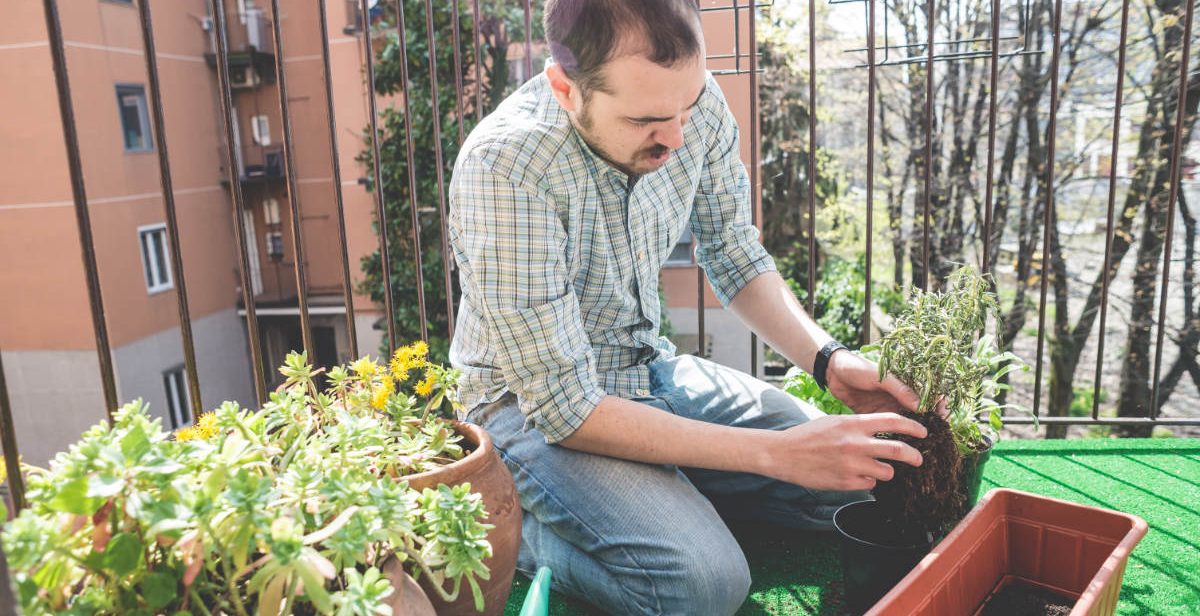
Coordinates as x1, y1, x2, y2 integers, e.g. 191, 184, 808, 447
572, 51, 708, 177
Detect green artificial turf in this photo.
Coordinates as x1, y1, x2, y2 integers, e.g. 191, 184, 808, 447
503, 438, 1200, 615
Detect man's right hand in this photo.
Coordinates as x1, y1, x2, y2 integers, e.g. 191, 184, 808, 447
755, 413, 928, 492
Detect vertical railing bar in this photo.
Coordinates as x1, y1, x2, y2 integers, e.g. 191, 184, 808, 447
1033, 0, 1065, 418
361, 0, 399, 352
0, 350, 26, 511
317, 0, 359, 359
1150, 0, 1194, 419
522, 0, 534, 80
863, 0, 876, 346
267, 0, 315, 362
981, 0, 1000, 275
424, 0, 458, 339
735, 0, 741, 74
393, 0, 429, 344
749, 0, 760, 376
42, 0, 119, 418
806, 0, 817, 314
0, 530, 17, 615
212, 0, 268, 403
451, 0, 467, 145
471, 0, 485, 122
135, 0, 202, 412
1094, 0, 1131, 420
922, 0, 935, 291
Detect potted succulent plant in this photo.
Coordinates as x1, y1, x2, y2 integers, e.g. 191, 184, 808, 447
832, 266, 1028, 614
0, 349, 513, 616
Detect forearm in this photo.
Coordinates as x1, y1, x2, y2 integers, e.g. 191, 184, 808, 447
728, 271, 834, 373
559, 395, 770, 473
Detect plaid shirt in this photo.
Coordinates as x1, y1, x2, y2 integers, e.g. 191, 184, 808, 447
448, 72, 775, 443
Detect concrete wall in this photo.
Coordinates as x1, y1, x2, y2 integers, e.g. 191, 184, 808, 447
112, 307, 256, 425
1, 350, 109, 466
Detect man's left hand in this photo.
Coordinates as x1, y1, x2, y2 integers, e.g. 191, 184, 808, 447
826, 349, 943, 418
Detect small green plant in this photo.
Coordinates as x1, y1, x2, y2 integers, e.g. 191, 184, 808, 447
782, 367, 853, 416
865, 266, 1031, 536
868, 267, 1029, 455
3, 345, 492, 616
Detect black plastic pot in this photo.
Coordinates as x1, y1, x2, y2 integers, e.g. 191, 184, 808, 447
833, 500, 934, 615
958, 435, 994, 516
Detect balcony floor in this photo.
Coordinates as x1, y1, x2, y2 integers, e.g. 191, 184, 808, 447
503, 438, 1200, 615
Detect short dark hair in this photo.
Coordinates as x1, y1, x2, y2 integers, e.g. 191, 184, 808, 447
544, 0, 702, 96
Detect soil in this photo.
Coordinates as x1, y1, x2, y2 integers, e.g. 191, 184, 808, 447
870, 410, 963, 538
979, 580, 1075, 616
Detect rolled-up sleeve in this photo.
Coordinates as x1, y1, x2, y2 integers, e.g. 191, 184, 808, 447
691, 80, 776, 306
449, 150, 605, 443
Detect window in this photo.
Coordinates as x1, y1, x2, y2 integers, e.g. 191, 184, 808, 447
263, 198, 281, 225
251, 115, 271, 146
163, 366, 192, 429
138, 224, 174, 293
116, 85, 152, 152
665, 227, 695, 266
266, 231, 285, 259
241, 211, 264, 295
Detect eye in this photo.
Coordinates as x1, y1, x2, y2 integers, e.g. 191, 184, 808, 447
628, 119, 652, 127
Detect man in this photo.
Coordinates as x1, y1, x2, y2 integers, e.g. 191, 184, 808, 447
447, 1, 928, 613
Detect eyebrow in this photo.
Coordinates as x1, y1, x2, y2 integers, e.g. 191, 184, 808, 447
625, 84, 706, 123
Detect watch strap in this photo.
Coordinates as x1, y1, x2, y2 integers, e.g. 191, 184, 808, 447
813, 340, 847, 391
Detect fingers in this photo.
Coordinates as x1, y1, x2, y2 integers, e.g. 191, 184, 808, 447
935, 397, 949, 419
853, 412, 928, 439
882, 375, 921, 413
847, 476, 878, 491
859, 458, 897, 481
866, 437, 923, 467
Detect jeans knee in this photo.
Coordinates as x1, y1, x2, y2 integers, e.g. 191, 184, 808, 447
652, 546, 751, 616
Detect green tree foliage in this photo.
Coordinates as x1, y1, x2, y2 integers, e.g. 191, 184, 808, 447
358, 2, 542, 361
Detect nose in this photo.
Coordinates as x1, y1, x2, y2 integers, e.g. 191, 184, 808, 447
655, 117, 686, 150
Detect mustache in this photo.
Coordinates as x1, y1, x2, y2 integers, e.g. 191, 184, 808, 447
645, 145, 670, 157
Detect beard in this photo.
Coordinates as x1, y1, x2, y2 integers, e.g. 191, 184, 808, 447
575, 114, 668, 177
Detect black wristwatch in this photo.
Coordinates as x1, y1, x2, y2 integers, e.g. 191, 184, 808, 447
813, 340, 847, 391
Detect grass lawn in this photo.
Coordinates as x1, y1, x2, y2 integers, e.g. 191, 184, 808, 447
503, 438, 1200, 615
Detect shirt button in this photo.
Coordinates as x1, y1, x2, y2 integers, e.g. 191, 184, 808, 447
638, 251, 645, 259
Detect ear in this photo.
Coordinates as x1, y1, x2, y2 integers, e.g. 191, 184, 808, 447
546, 63, 581, 114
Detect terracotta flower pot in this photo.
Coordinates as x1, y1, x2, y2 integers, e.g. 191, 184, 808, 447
382, 560, 438, 616
865, 488, 1148, 616
833, 500, 934, 615
402, 420, 521, 616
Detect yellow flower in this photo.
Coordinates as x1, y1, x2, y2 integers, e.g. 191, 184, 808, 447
351, 357, 379, 379
195, 412, 219, 439
372, 376, 395, 410
415, 370, 437, 397
389, 355, 412, 382
175, 426, 199, 442
390, 342, 429, 380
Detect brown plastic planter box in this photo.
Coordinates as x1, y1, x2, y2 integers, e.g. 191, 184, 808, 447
865, 488, 1148, 616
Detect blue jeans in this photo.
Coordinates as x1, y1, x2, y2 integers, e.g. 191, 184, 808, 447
465, 355, 868, 615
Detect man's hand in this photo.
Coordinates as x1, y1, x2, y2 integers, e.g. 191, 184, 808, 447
756, 413, 928, 491
826, 349, 944, 417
